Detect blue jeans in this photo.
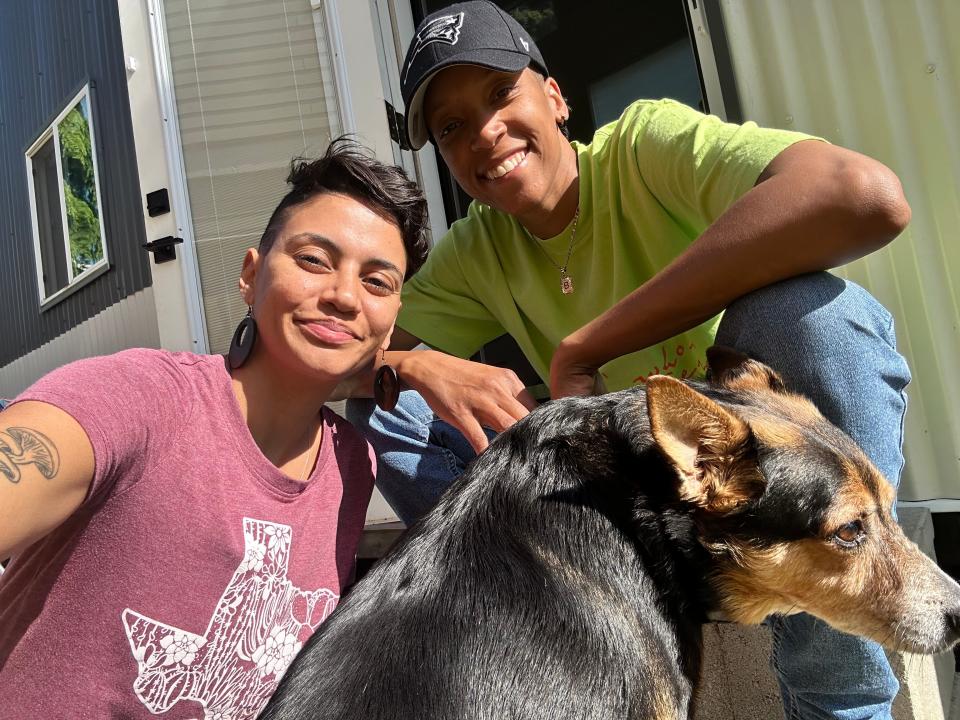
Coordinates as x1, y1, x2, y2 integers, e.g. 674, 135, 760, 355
346, 272, 911, 720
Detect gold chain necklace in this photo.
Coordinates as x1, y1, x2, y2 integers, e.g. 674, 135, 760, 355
525, 205, 580, 294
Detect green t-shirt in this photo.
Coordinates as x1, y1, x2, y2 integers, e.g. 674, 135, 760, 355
399, 99, 815, 392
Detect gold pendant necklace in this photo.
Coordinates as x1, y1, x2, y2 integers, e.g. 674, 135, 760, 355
526, 206, 580, 295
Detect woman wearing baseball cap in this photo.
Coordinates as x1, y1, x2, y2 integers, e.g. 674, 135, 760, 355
345, 3, 911, 718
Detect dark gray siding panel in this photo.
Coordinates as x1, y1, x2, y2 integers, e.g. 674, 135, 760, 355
0, 0, 151, 366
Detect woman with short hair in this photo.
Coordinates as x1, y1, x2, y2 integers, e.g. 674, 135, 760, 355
0, 139, 429, 719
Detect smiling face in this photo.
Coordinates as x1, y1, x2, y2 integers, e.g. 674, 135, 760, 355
424, 65, 576, 224
239, 192, 406, 385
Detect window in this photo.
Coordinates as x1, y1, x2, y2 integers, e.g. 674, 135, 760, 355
25, 86, 108, 306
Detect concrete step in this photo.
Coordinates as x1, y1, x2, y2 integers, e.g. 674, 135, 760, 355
694, 621, 954, 719
950, 674, 960, 720
694, 507, 955, 720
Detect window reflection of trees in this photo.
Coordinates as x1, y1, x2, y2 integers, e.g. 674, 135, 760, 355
58, 97, 103, 276
504, 1, 557, 41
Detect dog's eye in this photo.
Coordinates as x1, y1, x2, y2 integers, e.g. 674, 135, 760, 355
832, 520, 866, 548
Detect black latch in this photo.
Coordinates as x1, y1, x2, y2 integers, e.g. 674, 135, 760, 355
143, 236, 183, 264
385, 100, 411, 151
146, 188, 171, 217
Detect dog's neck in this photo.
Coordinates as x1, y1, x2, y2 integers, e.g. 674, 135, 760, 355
428, 397, 719, 689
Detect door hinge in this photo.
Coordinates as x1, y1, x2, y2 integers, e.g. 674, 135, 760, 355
385, 100, 411, 151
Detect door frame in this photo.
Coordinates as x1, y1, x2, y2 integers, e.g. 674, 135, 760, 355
366, 0, 451, 241
145, 0, 210, 354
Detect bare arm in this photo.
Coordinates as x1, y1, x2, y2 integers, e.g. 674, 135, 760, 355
550, 140, 911, 397
0, 401, 94, 560
334, 327, 536, 453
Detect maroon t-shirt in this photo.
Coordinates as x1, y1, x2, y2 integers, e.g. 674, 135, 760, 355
0, 349, 375, 718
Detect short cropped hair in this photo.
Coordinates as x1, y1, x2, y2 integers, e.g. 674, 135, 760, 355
259, 138, 430, 279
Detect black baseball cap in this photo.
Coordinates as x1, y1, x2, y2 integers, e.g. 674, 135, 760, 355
400, 1, 548, 150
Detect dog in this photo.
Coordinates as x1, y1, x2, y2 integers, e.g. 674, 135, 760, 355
260, 348, 960, 719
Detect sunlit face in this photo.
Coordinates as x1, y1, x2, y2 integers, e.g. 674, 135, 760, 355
424, 66, 572, 220
240, 192, 406, 384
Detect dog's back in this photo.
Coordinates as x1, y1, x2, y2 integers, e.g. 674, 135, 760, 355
261, 351, 960, 720
262, 392, 706, 719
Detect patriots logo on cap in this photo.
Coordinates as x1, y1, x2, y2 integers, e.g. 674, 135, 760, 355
404, 12, 464, 82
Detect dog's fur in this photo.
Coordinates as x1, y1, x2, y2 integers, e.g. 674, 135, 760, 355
260, 348, 960, 720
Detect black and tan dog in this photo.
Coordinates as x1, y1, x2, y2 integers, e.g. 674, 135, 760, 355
260, 348, 960, 720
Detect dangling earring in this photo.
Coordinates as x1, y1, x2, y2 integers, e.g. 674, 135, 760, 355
373, 348, 399, 411
558, 116, 570, 139
228, 307, 258, 369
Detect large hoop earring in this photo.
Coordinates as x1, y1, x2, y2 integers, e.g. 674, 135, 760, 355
373, 349, 399, 411
228, 308, 258, 369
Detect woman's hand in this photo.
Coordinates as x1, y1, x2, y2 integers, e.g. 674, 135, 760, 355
395, 351, 537, 453
550, 336, 606, 399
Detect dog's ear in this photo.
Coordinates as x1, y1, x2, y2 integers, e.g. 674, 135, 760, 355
706, 345, 787, 394
646, 375, 761, 512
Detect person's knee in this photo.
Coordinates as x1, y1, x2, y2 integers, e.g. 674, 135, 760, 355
716, 272, 895, 361
714, 273, 910, 488
345, 390, 436, 438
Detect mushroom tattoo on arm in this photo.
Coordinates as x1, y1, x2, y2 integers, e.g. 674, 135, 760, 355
0, 427, 61, 484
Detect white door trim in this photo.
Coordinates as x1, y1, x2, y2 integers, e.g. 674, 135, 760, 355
370, 0, 451, 242
315, 0, 357, 136
145, 0, 209, 354
899, 499, 960, 514
686, 0, 728, 120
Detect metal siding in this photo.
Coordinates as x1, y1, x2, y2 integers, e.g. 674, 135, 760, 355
0, 0, 153, 368
0, 288, 161, 398
718, 0, 959, 503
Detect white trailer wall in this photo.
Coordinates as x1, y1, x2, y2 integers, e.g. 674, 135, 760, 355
718, 0, 960, 505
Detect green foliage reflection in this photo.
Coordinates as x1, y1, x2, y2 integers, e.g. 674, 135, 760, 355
59, 98, 103, 276
508, 2, 557, 41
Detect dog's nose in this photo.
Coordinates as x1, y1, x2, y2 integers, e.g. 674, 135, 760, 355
949, 609, 960, 642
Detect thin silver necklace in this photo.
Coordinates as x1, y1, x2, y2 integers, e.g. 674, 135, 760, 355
296, 420, 322, 482
525, 205, 580, 294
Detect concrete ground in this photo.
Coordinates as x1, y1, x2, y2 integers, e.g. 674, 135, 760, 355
694, 620, 954, 720
952, 675, 960, 720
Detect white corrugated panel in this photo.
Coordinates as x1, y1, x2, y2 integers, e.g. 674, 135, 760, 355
718, 0, 959, 504
0, 288, 161, 398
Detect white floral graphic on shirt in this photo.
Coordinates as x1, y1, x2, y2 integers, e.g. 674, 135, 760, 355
238, 540, 266, 574
121, 518, 339, 719
159, 629, 204, 666
264, 524, 291, 551
252, 626, 302, 678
